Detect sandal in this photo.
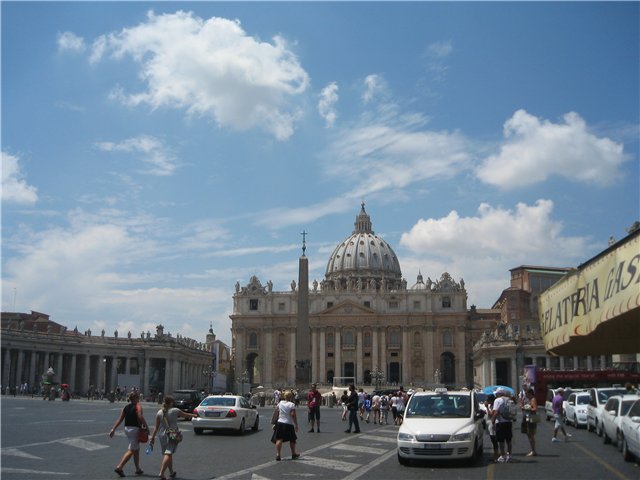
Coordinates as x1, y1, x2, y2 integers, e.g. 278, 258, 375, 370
114, 467, 125, 477
170, 473, 177, 478
135, 470, 144, 475
292, 453, 300, 459
275, 456, 281, 461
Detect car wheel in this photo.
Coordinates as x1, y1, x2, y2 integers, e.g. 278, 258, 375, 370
622, 437, 634, 462
616, 431, 623, 451
237, 418, 245, 435
573, 414, 578, 428
252, 415, 260, 432
397, 452, 411, 466
193, 427, 203, 435
596, 422, 603, 437
603, 429, 611, 444
587, 421, 593, 433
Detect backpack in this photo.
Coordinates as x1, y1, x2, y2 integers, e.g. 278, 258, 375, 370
381, 396, 388, 407
499, 397, 518, 421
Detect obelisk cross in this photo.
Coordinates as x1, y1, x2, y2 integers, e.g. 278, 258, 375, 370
301, 230, 307, 255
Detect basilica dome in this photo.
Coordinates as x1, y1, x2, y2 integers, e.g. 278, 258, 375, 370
324, 203, 402, 290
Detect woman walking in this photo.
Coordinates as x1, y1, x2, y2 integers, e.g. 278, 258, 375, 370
149, 395, 196, 479
272, 390, 300, 461
522, 388, 539, 456
109, 391, 147, 477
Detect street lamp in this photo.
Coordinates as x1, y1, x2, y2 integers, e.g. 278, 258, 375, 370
370, 368, 385, 391
202, 366, 217, 394
238, 369, 250, 397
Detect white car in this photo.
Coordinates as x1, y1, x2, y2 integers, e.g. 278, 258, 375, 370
601, 394, 640, 447
586, 387, 627, 436
545, 387, 583, 421
620, 398, 640, 462
192, 395, 259, 435
565, 392, 591, 428
397, 388, 485, 466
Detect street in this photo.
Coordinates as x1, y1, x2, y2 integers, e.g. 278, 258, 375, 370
1, 396, 639, 480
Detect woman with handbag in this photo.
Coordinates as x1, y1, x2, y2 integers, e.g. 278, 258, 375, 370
109, 391, 148, 477
271, 390, 300, 461
149, 395, 196, 480
522, 388, 539, 457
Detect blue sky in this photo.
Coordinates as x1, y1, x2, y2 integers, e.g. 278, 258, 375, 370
2, 2, 638, 346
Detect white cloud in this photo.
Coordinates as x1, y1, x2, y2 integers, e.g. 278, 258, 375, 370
1, 152, 38, 204
426, 40, 453, 59
399, 199, 592, 308
90, 10, 309, 140
96, 135, 179, 176
476, 110, 628, 188
318, 82, 339, 128
400, 199, 589, 262
57, 31, 86, 53
362, 74, 385, 104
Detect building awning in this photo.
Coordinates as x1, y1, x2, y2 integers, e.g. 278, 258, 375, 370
539, 231, 640, 356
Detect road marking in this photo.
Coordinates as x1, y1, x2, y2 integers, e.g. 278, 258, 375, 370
571, 442, 632, 480
1, 468, 70, 475
294, 456, 361, 472
1, 448, 43, 459
57, 438, 109, 451
341, 449, 397, 480
357, 434, 397, 444
330, 443, 388, 455
250, 474, 270, 480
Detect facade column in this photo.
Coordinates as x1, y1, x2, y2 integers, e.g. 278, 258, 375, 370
511, 356, 518, 390
334, 329, 341, 378
2, 349, 10, 387
483, 356, 491, 388
55, 353, 63, 385
491, 357, 497, 386
264, 329, 273, 387
289, 331, 296, 384
319, 328, 326, 384
234, 329, 244, 383
165, 357, 174, 393
143, 357, 151, 396
379, 329, 387, 382
402, 329, 410, 384
455, 326, 465, 386
356, 330, 363, 384
372, 328, 379, 371
311, 328, 318, 383
424, 327, 434, 384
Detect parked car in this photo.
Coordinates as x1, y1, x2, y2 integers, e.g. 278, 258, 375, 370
587, 387, 627, 435
192, 394, 259, 435
172, 389, 203, 416
565, 391, 591, 428
396, 388, 485, 466
601, 394, 640, 447
620, 398, 640, 462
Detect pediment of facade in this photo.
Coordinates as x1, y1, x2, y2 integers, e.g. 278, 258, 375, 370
320, 300, 374, 315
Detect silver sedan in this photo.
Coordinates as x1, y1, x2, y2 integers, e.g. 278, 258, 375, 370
192, 395, 259, 435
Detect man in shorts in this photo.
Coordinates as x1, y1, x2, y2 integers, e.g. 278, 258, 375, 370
491, 388, 513, 463
307, 383, 322, 432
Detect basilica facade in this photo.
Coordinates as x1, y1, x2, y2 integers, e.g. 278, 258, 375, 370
230, 204, 497, 390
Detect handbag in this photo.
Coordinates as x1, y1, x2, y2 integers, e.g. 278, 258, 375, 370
163, 413, 183, 443
138, 426, 149, 443
271, 405, 279, 425
520, 418, 528, 434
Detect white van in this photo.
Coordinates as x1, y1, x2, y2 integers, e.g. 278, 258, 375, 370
586, 387, 627, 436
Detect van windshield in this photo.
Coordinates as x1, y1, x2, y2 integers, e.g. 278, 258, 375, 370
405, 395, 471, 418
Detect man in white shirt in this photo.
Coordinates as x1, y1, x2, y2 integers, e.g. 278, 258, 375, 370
491, 388, 513, 463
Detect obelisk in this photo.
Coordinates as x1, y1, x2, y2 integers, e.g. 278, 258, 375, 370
295, 231, 311, 386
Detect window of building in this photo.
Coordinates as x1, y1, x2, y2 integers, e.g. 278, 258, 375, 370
389, 330, 401, 347
364, 352, 370, 357
390, 352, 398, 357
327, 332, 334, 349
364, 301, 371, 308
278, 333, 285, 347
327, 352, 334, 358
249, 299, 258, 310
249, 332, 258, 348
343, 331, 355, 347
414, 331, 421, 346
327, 302, 334, 309
442, 296, 451, 308
389, 301, 399, 309
278, 302, 285, 311
364, 332, 371, 347
443, 330, 453, 347
413, 301, 421, 310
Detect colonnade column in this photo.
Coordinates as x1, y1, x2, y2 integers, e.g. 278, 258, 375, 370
2, 349, 10, 387
29, 351, 36, 389
82, 355, 90, 393
372, 328, 378, 371
424, 326, 434, 384
70, 354, 77, 391
143, 357, 151, 396
379, 329, 386, 381
16, 350, 24, 385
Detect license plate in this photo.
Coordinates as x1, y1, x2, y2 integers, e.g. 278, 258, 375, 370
205, 411, 220, 417
421, 443, 442, 449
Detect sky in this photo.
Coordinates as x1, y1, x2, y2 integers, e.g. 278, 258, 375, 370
2, 2, 638, 347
